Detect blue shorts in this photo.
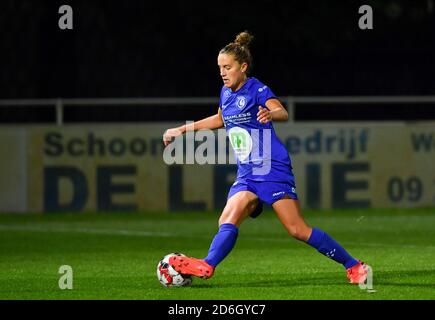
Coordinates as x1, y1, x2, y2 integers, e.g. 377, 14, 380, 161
227, 178, 298, 218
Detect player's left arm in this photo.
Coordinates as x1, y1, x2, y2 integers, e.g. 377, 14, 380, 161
257, 98, 288, 124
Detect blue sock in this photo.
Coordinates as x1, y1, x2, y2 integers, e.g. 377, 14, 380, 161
204, 223, 238, 267
307, 227, 359, 269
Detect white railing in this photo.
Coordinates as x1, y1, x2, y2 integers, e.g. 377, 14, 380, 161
1, 96, 435, 126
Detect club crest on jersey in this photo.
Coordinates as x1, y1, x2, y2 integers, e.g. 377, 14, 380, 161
236, 96, 247, 109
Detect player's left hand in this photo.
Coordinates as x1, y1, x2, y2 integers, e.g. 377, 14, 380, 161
163, 127, 183, 146
257, 106, 272, 124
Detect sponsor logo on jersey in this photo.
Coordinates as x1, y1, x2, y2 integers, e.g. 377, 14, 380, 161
272, 191, 286, 197
228, 126, 252, 161
258, 85, 268, 93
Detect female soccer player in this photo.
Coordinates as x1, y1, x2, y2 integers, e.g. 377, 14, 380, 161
163, 31, 368, 284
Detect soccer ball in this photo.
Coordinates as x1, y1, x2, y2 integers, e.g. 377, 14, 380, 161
156, 253, 193, 287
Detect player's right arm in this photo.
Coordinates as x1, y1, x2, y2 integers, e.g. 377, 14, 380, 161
163, 108, 224, 146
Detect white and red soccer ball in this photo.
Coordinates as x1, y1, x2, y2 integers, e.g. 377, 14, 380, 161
156, 253, 193, 287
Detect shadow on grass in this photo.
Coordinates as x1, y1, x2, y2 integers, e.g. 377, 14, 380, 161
189, 269, 435, 289
373, 269, 435, 289
191, 273, 341, 289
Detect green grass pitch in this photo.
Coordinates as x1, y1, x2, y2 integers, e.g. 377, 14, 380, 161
0, 208, 434, 300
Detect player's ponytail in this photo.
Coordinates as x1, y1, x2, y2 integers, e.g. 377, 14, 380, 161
234, 31, 254, 49
220, 31, 254, 74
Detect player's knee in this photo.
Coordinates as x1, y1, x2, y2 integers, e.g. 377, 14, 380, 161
218, 211, 239, 226
218, 215, 228, 226
286, 225, 309, 241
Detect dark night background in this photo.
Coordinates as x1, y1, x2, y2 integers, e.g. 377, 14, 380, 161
1, 0, 435, 121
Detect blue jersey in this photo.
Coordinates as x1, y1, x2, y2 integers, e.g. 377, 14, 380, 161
219, 77, 293, 183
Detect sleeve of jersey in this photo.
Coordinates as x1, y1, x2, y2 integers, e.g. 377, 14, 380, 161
256, 85, 277, 107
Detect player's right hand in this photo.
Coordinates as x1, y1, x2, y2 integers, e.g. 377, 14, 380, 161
163, 128, 183, 146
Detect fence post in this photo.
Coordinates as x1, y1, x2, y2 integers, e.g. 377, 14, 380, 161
286, 96, 295, 122
56, 98, 63, 126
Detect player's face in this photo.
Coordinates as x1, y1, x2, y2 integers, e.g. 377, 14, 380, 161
218, 53, 247, 91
